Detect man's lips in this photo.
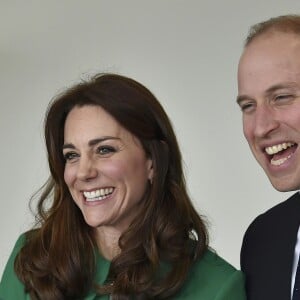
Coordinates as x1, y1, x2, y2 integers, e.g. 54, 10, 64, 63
263, 142, 297, 166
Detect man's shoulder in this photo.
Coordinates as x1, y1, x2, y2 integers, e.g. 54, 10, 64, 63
242, 192, 300, 245
250, 192, 300, 226
241, 193, 300, 298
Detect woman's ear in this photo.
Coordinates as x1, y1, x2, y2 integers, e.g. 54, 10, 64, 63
147, 158, 154, 184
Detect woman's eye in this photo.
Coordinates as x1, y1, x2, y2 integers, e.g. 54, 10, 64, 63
97, 146, 116, 155
63, 152, 79, 161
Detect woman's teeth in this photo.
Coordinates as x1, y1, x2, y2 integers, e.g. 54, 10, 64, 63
83, 187, 114, 202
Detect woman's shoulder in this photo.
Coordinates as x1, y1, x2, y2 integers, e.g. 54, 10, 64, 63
7, 230, 36, 255
3, 232, 28, 266
196, 248, 239, 276
12, 232, 27, 249
0, 232, 31, 300
174, 249, 246, 299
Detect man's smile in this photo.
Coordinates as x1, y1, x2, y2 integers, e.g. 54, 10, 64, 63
264, 142, 297, 166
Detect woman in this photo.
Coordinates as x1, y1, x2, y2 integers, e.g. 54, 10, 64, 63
0, 74, 246, 299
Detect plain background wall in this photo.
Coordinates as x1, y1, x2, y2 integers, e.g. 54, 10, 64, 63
1, 1, 299, 276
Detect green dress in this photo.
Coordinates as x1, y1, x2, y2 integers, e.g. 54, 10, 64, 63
0, 235, 246, 299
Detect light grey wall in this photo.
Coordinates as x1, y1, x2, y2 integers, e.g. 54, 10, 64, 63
1, 1, 299, 276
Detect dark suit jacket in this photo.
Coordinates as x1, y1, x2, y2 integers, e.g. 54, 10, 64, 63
241, 192, 300, 300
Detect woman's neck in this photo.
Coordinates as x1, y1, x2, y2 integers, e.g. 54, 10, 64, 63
95, 226, 122, 261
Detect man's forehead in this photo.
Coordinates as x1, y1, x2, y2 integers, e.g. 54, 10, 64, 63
245, 30, 300, 52
238, 31, 300, 72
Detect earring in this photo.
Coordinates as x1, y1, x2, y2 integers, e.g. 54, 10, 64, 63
188, 229, 198, 241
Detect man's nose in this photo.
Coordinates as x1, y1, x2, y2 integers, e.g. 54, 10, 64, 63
76, 156, 98, 181
253, 105, 279, 138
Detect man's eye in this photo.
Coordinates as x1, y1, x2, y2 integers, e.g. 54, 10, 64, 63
63, 152, 79, 161
97, 146, 116, 155
240, 102, 254, 112
275, 94, 293, 101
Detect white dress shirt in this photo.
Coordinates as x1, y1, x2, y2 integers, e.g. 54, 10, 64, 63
291, 225, 300, 299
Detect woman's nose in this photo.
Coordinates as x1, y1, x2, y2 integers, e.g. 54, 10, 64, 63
76, 156, 98, 181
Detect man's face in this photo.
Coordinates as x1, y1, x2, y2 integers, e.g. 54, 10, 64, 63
237, 32, 300, 191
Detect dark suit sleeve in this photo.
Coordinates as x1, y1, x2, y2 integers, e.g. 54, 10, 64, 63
240, 215, 264, 300
241, 214, 263, 273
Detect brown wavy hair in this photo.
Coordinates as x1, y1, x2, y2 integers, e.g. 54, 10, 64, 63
15, 73, 208, 299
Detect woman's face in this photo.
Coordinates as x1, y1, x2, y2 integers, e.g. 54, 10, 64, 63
63, 105, 153, 232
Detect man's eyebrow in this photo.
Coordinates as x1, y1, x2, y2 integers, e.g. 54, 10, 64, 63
236, 83, 298, 105
62, 137, 120, 150
236, 95, 251, 105
265, 83, 297, 96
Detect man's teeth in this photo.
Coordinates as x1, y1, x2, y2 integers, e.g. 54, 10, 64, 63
265, 142, 294, 155
271, 154, 292, 166
83, 188, 114, 202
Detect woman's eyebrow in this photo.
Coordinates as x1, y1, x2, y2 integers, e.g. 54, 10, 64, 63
62, 137, 120, 150
88, 137, 120, 147
62, 143, 75, 150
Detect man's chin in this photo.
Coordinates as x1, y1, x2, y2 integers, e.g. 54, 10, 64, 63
269, 177, 300, 192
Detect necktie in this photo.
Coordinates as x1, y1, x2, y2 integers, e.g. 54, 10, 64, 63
293, 257, 300, 299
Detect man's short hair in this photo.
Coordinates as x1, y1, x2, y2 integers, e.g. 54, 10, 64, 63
246, 14, 300, 46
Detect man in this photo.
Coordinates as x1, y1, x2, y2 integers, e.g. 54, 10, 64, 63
237, 15, 300, 300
